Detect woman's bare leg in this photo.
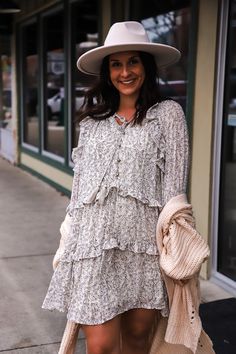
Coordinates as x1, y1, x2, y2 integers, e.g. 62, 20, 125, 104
121, 308, 157, 354
82, 315, 121, 354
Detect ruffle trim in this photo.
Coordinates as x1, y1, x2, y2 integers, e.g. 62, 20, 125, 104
42, 257, 169, 322
67, 185, 162, 211
43, 302, 168, 325
60, 238, 159, 262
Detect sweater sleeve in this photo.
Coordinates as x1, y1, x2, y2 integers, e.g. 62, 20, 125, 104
161, 100, 190, 205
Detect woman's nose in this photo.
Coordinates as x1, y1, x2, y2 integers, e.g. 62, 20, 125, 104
121, 65, 130, 77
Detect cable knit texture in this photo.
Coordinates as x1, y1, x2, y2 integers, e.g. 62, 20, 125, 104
156, 194, 210, 280
53, 214, 72, 271
58, 321, 80, 354
151, 193, 215, 354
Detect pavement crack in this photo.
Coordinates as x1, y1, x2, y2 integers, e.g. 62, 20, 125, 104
0, 253, 54, 260
0, 342, 60, 352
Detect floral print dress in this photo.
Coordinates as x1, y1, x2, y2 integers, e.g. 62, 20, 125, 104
42, 99, 189, 325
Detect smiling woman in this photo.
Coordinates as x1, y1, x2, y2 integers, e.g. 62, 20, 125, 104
42, 21, 214, 354
76, 47, 167, 126
109, 52, 145, 109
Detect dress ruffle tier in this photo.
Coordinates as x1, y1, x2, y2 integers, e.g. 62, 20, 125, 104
42, 188, 169, 324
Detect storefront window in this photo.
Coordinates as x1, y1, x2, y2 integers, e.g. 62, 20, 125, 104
130, 0, 191, 111
22, 22, 39, 148
70, 0, 98, 151
218, 0, 236, 281
19, 1, 98, 165
1, 55, 12, 127
68, 0, 98, 149
43, 9, 65, 158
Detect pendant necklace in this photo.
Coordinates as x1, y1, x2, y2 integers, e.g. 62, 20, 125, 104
114, 112, 135, 125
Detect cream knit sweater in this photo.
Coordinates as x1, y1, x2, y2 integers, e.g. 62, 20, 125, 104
150, 193, 215, 354
55, 194, 215, 354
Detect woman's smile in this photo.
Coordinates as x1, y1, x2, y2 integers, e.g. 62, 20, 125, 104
109, 51, 145, 99
119, 78, 138, 86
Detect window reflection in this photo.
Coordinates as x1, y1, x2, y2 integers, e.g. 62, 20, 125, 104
43, 10, 65, 158
22, 22, 39, 147
228, 62, 236, 163
1, 55, 12, 128
130, 0, 190, 111
71, 0, 98, 152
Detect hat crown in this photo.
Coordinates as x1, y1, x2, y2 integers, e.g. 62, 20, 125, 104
104, 21, 150, 46
77, 21, 180, 75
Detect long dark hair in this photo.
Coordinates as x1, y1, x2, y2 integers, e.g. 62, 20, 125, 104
77, 51, 164, 125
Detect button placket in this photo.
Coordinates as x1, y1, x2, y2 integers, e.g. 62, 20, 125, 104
116, 155, 120, 177
116, 149, 122, 178
116, 126, 126, 179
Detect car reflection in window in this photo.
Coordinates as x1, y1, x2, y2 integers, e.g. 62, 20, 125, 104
47, 87, 86, 122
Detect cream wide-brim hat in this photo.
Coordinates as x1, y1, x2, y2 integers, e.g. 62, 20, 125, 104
77, 21, 181, 76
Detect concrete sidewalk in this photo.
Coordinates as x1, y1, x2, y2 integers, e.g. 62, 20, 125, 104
0, 157, 232, 353
0, 157, 85, 353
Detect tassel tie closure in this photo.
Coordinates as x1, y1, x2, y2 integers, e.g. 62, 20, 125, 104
83, 186, 108, 205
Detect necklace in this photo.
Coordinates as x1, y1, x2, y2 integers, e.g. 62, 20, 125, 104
114, 112, 135, 124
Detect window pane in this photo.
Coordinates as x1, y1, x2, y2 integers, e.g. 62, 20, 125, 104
71, 0, 98, 151
218, 0, 236, 281
130, 0, 191, 112
1, 55, 12, 127
43, 9, 65, 158
22, 23, 39, 147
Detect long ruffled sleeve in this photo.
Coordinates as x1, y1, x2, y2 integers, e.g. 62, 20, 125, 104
67, 117, 93, 216
161, 100, 190, 205
53, 118, 93, 270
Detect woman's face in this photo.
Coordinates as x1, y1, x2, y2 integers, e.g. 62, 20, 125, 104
109, 51, 145, 99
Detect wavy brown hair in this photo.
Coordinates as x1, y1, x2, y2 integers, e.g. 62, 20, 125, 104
76, 51, 164, 125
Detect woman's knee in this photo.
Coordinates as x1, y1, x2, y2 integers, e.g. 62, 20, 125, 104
86, 338, 118, 354
82, 317, 121, 354
121, 309, 156, 348
123, 322, 150, 346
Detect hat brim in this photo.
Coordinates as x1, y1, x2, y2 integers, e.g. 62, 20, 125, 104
77, 43, 181, 75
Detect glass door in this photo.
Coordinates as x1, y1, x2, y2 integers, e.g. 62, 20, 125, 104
218, 0, 236, 281
42, 7, 65, 159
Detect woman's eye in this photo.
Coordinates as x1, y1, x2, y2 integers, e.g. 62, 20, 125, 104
110, 61, 121, 68
129, 58, 139, 65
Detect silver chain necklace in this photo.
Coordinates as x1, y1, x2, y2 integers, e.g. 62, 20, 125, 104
114, 112, 135, 124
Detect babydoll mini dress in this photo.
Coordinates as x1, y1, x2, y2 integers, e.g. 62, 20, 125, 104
42, 100, 189, 325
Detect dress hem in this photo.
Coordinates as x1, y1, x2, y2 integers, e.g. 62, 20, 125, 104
42, 304, 169, 325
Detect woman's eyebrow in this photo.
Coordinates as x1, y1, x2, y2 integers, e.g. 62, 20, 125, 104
128, 56, 139, 60
110, 55, 139, 62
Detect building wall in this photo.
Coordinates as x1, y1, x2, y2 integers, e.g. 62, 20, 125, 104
8, 0, 221, 280
190, 0, 219, 277
21, 152, 73, 190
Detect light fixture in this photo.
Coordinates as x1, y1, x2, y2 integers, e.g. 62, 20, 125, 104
0, 0, 21, 13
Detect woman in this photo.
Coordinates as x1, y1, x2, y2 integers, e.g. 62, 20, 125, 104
42, 21, 189, 354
